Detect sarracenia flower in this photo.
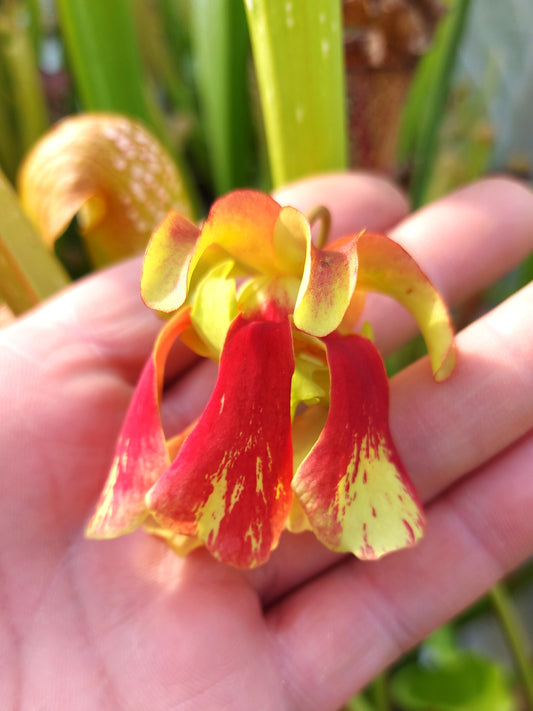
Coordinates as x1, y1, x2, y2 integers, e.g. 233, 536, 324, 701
86, 190, 455, 568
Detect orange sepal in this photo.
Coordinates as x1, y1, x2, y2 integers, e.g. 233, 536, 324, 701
187, 190, 282, 282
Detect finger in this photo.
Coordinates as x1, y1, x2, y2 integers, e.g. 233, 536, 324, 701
363, 177, 533, 356
247, 281, 533, 603
267, 430, 533, 711
273, 171, 409, 238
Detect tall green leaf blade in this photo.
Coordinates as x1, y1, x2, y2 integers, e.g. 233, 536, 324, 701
55, 0, 163, 138
0, 168, 69, 314
399, 0, 472, 209
245, 0, 347, 187
190, 0, 254, 194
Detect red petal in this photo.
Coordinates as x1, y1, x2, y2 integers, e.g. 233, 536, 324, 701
86, 308, 191, 538
146, 314, 295, 568
293, 334, 425, 559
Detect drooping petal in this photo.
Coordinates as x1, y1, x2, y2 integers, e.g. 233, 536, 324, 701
19, 114, 193, 266
293, 333, 425, 559
141, 211, 200, 312
357, 232, 455, 381
146, 314, 295, 568
86, 308, 191, 538
187, 190, 282, 281
294, 232, 359, 337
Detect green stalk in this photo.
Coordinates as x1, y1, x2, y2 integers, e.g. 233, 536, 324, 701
0, 168, 69, 314
404, 0, 472, 209
489, 583, 533, 711
2, 2, 49, 152
190, 0, 253, 194
0, 51, 18, 182
0, 0, 48, 180
369, 672, 390, 711
55, 0, 165, 140
134, 0, 195, 114
245, 0, 347, 188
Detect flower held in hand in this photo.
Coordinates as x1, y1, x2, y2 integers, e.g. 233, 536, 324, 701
86, 190, 455, 568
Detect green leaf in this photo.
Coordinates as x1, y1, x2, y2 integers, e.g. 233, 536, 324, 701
55, 0, 164, 139
0, 167, 69, 314
399, 0, 473, 209
0, 0, 49, 181
190, 0, 254, 194
245, 0, 347, 187
390, 653, 515, 711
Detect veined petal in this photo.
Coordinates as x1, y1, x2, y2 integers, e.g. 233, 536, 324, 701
293, 333, 425, 559
19, 114, 193, 266
141, 211, 200, 312
146, 314, 295, 569
357, 232, 455, 381
86, 308, 191, 538
187, 190, 282, 281
294, 233, 359, 337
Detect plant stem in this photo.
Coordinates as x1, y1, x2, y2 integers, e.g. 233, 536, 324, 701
369, 672, 390, 711
489, 582, 533, 710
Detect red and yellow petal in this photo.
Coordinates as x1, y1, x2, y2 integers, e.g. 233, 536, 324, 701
146, 314, 295, 569
141, 211, 200, 312
188, 190, 282, 281
292, 333, 425, 559
294, 232, 360, 337
357, 232, 455, 381
85, 308, 191, 538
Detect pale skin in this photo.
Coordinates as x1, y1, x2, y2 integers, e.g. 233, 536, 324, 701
1, 174, 533, 711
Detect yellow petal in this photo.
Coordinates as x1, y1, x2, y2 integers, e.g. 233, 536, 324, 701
19, 113, 194, 266
357, 232, 456, 381
187, 190, 282, 282
141, 210, 200, 312
294, 232, 360, 337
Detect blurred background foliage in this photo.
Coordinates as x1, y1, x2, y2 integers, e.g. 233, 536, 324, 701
0, 0, 532, 708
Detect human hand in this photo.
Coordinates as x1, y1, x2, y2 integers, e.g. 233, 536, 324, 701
1, 174, 532, 711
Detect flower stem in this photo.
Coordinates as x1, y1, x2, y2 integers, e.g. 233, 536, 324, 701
307, 205, 331, 248
489, 582, 533, 710
369, 672, 390, 711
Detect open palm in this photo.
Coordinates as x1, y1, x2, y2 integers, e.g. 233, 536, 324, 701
2, 174, 533, 711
